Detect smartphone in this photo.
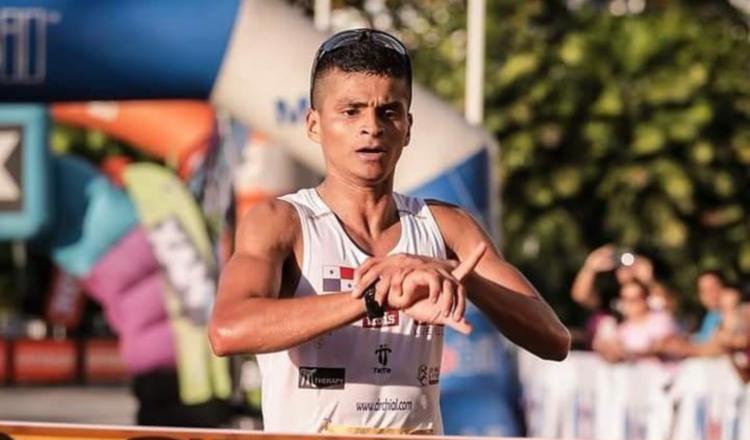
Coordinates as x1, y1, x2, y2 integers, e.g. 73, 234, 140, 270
613, 248, 635, 267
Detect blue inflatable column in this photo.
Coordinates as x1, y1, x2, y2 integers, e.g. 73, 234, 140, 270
0, 105, 49, 240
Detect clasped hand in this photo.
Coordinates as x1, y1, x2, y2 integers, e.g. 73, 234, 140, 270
351, 243, 486, 334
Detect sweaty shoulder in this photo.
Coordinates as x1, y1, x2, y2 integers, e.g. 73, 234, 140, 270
235, 198, 300, 259
425, 199, 495, 258
424, 199, 478, 231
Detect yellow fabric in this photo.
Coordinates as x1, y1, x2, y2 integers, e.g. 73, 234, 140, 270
321, 423, 434, 435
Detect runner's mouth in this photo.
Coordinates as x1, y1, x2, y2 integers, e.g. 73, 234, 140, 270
356, 147, 386, 154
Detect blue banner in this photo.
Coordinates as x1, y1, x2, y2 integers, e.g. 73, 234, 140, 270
0, 0, 240, 100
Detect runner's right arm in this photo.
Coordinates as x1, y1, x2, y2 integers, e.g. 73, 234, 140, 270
208, 199, 367, 356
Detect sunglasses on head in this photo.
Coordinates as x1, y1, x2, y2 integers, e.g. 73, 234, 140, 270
310, 29, 411, 101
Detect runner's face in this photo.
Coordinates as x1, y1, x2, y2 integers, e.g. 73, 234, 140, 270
306, 69, 412, 186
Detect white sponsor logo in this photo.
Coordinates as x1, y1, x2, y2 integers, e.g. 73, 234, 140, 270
0, 129, 20, 202
362, 309, 399, 328
275, 96, 308, 124
412, 322, 444, 337
416, 363, 440, 386
0, 8, 60, 84
149, 218, 215, 324
298, 367, 346, 389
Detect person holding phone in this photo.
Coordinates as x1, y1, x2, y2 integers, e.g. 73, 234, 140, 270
592, 280, 678, 362
570, 244, 663, 348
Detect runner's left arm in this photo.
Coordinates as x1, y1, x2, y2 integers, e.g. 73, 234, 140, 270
428, 201, 570, 361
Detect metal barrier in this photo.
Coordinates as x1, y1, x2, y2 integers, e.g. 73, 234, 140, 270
519, 350, 750, 440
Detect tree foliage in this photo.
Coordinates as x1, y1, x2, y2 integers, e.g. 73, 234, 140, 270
293, 0, 750, 323
485, 1, 750, 322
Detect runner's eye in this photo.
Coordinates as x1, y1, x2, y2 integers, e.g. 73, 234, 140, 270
380, 108, 401, 119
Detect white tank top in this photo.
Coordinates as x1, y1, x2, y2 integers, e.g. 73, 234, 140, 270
257, 188, 447, 434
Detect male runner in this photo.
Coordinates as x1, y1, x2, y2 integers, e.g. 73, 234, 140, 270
209, 29, 570, 434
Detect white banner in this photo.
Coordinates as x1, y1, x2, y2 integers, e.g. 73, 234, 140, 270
519, 351, 750, 440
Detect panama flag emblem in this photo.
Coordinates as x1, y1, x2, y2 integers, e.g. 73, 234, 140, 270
322, 266, 355, 292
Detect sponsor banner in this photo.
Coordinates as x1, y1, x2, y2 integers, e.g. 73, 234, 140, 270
519, 350, 750, 440
13, 339, 76, 384
84, 339, 128, 383
124, 164, 230, 404
0, 0, 240, 100
298, 366, 345, 389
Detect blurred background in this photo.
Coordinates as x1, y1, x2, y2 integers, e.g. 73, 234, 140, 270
1, 0, 750, 439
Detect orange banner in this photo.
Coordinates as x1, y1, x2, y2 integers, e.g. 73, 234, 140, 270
52, 101, 215, 179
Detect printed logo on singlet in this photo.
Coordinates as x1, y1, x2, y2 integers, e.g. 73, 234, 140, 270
362, 309, 399, 328
322, 265, 355, 292
298, 367, 346, 389
373, 344, 392, 375
412, 322, 444, 337
416, 364, 440, 386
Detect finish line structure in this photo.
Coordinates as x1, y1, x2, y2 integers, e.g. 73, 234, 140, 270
0, 422, 534, 440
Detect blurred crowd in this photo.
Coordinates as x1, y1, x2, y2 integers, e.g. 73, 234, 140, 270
571, 245, 750, 378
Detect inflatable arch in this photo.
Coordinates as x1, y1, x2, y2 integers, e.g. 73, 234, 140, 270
52, 101, 216, 180
0, 0, 493, 225
32, 154, 176, 376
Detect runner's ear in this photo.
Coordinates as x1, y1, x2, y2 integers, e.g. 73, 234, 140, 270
306, 108, 321, 144
404, 113, 413, 146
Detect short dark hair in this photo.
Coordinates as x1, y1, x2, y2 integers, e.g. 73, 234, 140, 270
310, 31, 412, 109
698, 269, 726, 284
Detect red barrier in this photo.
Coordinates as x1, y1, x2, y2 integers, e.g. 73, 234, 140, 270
84, 339, 128, 383
13, 339, 77, 384
0, 339, 7, 382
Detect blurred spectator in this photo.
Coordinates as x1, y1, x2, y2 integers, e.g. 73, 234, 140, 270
718, 286, 745, 339
647, 281, 680, 316
653, 276, 750, 374
693, 270, 725, 343
714, 285, 750, 374
571, 244, 664, 347
592, 280, 678, 363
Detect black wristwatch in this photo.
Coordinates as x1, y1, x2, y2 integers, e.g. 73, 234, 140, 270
363, 282, 385, 319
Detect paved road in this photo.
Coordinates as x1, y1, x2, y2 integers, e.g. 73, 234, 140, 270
0, 386, 262, 430
0, 386, 136, 425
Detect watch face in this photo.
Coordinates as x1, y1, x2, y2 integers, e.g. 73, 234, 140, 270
364, 287, 385, 319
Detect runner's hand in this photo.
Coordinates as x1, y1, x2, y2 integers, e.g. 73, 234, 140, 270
352, 253, 458, 306
398, 243, 486, 334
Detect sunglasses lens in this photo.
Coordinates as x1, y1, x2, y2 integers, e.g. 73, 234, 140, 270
310, 29, 411, 107
312, 29, 409, 74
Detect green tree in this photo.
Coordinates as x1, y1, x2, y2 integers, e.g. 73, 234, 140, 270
292, 1, 750, 324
